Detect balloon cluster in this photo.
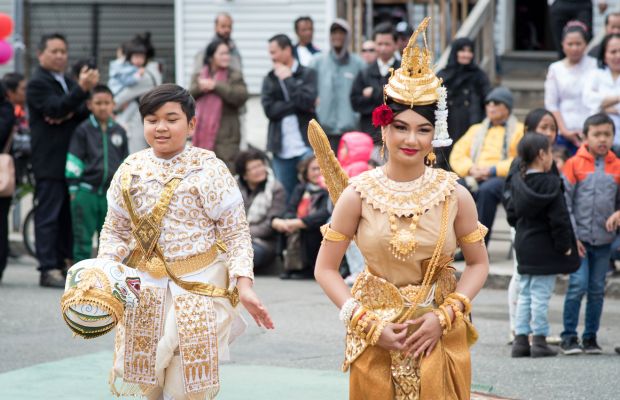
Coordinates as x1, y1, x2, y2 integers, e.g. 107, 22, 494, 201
0, 13, 13, 65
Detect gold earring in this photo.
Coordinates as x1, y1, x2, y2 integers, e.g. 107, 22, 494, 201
426, 150, 436, 167
380, 139, 386, 160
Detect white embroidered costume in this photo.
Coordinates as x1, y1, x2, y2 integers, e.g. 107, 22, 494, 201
98, 145, 253, 399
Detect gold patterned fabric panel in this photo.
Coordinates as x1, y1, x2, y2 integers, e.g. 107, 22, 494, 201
215, 202, 254, 281
349, 167, 458, 218
174, 294, 220, 396
390, 348, 422, 400
123, 286, 166, 387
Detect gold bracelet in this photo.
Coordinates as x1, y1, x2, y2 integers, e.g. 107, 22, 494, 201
432, 309, 448, 336
370, 320, 388, 346
444, 298, 464, 320
355, 313, 370, 338
365, 320, 378, 342
439, 305, 452, 331
350, 306, 367, 330
447, 292, 472, 315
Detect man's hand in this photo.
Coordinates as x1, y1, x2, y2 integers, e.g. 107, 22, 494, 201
198, 78, 216, 92
237, 277, 274, 329
284, 219, 306, 233
605, 211, 620, 232
576, 240, 586, 259
45, 112, 74, 125
274, 63, 292, 80
469, 165, 490, 181
78, 66, 99, 92
561, 130, 583, 147
362, 87, 373, 98
599, 1, 608, 14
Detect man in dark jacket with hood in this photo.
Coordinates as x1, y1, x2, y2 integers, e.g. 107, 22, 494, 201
261, 33, 317, 199
310, 19, 365, 153
26, 33, 99, 287
350, 22, 401, 144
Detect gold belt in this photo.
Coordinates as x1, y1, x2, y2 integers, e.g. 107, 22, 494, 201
138, 243, 221, 280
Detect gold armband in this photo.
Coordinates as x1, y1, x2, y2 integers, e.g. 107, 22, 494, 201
320, 224, 351, 243
458, 222, 489, 246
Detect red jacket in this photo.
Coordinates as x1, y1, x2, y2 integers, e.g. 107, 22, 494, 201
562, 144, 620, 245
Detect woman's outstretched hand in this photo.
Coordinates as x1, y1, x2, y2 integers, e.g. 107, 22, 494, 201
402, 311, 443, 358
237, 277, 274, 329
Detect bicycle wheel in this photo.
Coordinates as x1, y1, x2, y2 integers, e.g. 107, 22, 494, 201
23, 207, 36, 258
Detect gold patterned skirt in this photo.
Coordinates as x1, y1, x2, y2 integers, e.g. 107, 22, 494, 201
346, 266, 475, 400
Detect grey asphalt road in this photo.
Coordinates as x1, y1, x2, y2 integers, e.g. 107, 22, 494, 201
1, 255, 619, 400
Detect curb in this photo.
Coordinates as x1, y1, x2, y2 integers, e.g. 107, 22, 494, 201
476, 270, 620, 299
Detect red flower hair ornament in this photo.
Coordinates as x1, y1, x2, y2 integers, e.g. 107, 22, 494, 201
372, 104, 394, 128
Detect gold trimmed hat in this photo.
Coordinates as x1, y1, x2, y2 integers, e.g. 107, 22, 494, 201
383, 17, 452, 147
61, 258, 140, 339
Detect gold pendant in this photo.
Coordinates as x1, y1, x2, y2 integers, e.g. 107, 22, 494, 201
389, 228, 418, 259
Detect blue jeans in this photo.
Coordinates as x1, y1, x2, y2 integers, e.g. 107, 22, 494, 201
272, 150, 313, 202
345, 241, 365, 276
515, 274, 556, 336
561, 243, 610, 340
460, 177, 503, 244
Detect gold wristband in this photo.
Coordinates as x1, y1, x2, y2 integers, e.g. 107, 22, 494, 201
439, 305, 452, 331
350, 306, 367, 330
365, 321, 378, 342
432, 309, 448, 336
447, 292, 472, 315
444, 298, 464, 320
370, 320, 388, 346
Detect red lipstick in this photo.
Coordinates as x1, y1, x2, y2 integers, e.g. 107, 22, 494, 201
401, 148, 418, 156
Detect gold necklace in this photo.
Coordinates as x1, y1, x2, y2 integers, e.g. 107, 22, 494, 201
384, 166, 429, 260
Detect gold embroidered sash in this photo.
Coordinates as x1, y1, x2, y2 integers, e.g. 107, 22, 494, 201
120, 171, 239, 307
116, 171, 233, 397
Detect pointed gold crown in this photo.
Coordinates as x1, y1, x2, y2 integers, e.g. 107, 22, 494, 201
384, 17, 442, 106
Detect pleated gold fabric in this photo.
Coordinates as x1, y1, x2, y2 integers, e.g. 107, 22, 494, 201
420, 317, 472, 400
349, 345, 394, 400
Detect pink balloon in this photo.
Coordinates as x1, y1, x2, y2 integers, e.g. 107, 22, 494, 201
0, 40, 13, 64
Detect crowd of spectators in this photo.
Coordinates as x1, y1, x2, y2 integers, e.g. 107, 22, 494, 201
1, 7, 620, 356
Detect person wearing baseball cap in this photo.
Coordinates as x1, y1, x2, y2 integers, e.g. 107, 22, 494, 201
450, 86, 525, 244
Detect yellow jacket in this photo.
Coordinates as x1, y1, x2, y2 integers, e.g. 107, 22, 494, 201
449, 119, 524, 178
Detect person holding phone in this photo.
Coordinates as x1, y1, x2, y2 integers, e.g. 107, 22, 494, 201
26, 32, 99, 287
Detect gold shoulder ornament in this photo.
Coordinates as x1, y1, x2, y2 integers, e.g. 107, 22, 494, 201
307, 119, 349, 204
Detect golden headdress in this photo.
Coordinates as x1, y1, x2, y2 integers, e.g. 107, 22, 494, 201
383, 17, 452, 147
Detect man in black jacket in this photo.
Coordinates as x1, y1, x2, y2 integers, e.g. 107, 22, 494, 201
350, 23, 401, 144
261, 33, 317, 199
26, 33, 99, 287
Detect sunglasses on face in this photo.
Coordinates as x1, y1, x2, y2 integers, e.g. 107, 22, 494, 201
361, 48, 375, 53
486, 100, 502, 106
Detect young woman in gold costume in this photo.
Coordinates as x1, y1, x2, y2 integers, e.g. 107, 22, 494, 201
313, 18, 490, 400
